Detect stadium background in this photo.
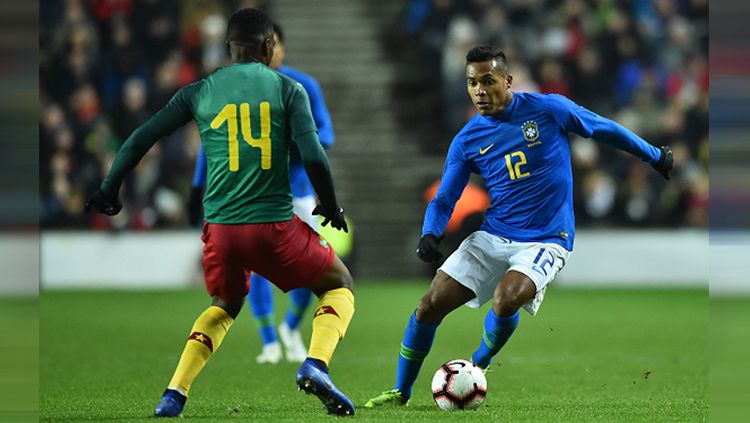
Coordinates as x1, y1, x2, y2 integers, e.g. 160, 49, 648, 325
1, 0, 739, 421
38, 0, 709, 280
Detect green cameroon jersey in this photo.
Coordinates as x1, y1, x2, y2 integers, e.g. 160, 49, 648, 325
100, 62, 324, 224
192, 63, 317, 223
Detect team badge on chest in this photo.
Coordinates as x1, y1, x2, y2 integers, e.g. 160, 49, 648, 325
521, 120, 539, 142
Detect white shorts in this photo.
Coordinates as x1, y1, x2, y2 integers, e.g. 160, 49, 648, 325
439, 231, 571, 316
293, 195, 318, 230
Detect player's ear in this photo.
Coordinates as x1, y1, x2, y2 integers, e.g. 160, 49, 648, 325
506, 74, 513, 89
264, 37, 274, 63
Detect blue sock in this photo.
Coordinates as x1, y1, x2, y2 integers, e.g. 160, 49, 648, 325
394, 311, 439, 399
471, 309, 520, 368
284, 288, 313, 330
248, 273, 277, 345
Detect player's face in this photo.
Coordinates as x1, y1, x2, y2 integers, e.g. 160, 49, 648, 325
466, 60, 513, 116
269, 33, 285, 69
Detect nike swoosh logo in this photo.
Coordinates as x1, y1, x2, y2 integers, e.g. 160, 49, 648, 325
479, 144, 494, 155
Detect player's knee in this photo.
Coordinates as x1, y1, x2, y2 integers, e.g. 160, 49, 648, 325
493, 286, 525, 316
339, 267, 354, 291
328, 259, 354, 291
211, 296, 244, 319
311, 257, 353, 296
493, 298, 520, 317
416, 293, 443, 324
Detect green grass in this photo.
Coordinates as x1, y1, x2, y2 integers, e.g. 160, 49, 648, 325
709, 297, 750, 422
0, 297, 39, 422
40, 283, 707, 422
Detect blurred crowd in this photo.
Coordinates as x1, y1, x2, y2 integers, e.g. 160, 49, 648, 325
40, 0, 707, 230
40, 0, 266, 229
406, 0, 708, 227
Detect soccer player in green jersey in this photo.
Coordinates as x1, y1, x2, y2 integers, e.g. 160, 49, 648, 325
86, 8, 356, 417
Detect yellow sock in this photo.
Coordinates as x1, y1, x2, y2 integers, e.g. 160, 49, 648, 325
167, 306, 233, 396
308, 288, 355, 365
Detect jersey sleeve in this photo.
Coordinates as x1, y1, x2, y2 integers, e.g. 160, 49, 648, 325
287, 82, 318, 139
101, 81, 202, 194
422, 138, 471, 236
286, 82, 339, 210
546, 94, 661, 164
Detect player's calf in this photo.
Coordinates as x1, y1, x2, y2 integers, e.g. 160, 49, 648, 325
472, 272, 533, 368
471, 309, 520, 369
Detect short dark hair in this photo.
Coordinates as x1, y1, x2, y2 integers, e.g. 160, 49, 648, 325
226, 8, 273, 43
273, 22, 285, 44
466, 45, 509, 74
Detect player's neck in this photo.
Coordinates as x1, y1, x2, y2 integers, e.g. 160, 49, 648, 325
230, 45, 267, 64
499, 91, 513, 111
232, 55, 263, 64
487, 91, 514, 118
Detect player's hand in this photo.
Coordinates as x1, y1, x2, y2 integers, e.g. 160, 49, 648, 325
312, 205, 348, 233
651, 145, 674, 180
187, 186, 204, 226
416, 234, 444, 263
84, 189, 122, 216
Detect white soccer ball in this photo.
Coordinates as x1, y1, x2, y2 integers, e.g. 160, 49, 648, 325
431, 359, 487, 411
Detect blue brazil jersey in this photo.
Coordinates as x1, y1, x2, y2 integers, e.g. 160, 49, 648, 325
422, 92, 661, 251
193, 65, 334, 197
280, 65, 335, 198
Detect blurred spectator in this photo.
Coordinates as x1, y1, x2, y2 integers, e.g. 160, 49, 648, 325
537, 58, 570, 96
441, 15, 479, 134
41, 0, 707, 231
423, 178, 490, 275
405, 0, 707, 229
40, 0, 270, 229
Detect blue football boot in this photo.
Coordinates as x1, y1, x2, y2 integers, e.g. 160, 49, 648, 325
154, 389, 186, 417
296, 358, 355, 416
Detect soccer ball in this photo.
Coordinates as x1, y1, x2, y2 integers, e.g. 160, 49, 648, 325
431, 359, 487, 411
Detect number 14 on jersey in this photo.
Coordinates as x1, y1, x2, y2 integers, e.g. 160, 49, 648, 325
211, 102, 272, 171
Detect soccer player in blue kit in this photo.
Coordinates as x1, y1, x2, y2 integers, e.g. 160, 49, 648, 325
365, 45, 673, 408
189, 22, 335, 364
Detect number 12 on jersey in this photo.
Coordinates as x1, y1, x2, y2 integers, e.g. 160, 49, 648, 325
505, 151, 530, 180
211, 102, 272, 171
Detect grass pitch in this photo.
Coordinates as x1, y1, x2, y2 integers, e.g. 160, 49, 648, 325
709, 297, 750, 423
40, 283, 707, 422
0, 298, 38, 422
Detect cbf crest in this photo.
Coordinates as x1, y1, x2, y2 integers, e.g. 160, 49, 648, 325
521, 120, 539, 142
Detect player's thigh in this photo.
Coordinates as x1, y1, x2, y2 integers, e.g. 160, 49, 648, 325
249, 216, 340, 294
416, 270, 476, 323
503, 242, 570, 315
201, 223, 251, 310
309, 253, 353, 297
439, 231, 510, 309
507, 242, 570, 293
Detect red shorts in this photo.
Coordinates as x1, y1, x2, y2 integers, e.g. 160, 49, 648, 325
201, 215, 335, 301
